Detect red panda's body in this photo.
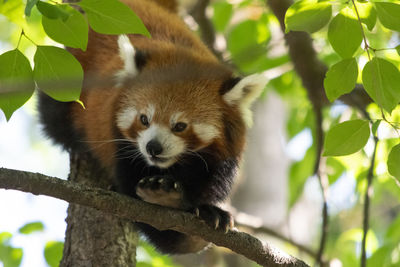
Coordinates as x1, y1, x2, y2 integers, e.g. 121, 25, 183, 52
38, 0, 267, 254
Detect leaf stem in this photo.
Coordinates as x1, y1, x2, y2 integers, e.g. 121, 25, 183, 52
369, 47, 397, 52
16, 30, 24, 49
21, 31, 38, 46
351, 0, 371, 60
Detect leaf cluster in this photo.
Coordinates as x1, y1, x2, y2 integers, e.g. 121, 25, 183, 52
283, 0, 400, 265
0, 221, 63, 267
285, 0, 400, 183
0, 0, 149, 120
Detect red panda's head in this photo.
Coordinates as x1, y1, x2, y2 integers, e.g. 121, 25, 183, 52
114, 35, 268, 168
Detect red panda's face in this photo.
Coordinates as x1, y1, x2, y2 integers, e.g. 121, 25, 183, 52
116, 82, 223, 168
116, 105, 221, 168
114, 35, 268, 168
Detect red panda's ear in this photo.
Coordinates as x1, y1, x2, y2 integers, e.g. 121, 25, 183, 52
115, 35, 147, 86
222, 74, 268, 127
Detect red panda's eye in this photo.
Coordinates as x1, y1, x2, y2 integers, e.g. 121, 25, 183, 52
140, 114, 149, 126
172, 122, 187, 132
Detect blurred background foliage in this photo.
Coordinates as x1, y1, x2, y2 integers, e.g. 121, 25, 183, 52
0, 0, 400, 266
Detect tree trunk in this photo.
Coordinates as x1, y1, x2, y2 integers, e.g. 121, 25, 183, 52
60, 153, 138, 267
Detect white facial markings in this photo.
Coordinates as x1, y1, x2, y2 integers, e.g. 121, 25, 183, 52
115, 35, 138, 86
192, 123, 219, 143
137, 124, 186, 168
138, 104, 156, 125
116, 107, 137, 130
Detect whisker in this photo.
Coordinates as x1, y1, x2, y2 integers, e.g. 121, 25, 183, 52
79, 138, 137, 152
130, 151, 144, 164
115, 148, 141, 159
186, 150, 209, 172
81, 138, 134, 144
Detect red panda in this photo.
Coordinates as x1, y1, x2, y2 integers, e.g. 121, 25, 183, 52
38, 0, 267, 254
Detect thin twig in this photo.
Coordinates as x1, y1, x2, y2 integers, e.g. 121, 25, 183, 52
351, 0, 371, 60
17, 30, 24, 48
361, 136, 378, 267
313, 106, 330, 267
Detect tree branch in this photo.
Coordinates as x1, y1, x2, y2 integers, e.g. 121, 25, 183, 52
189, 0, 222, 60
234, 213, 317, 258
0, 167, 309, 267
361, 137, 378, 267
313, 107, 330, 267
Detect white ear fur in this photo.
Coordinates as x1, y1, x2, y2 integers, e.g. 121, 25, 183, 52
115, 35, 138, 86
223, 74, 268, 127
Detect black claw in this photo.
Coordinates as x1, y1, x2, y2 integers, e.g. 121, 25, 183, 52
137, 175, 181, 193
194, 205, 233, 232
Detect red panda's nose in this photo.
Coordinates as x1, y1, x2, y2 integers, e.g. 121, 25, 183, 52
146, 140, 163, 156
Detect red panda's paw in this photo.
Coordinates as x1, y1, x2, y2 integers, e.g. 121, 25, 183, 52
136, 176, 184, 209
193, 205, 234, 233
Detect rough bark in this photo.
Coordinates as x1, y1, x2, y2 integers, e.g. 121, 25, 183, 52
0, 167, 310, 267
60, 153, 138, 267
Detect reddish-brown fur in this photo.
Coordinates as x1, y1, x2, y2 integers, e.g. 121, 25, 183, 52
68, 0, 245, 169
38, 0, 259, 254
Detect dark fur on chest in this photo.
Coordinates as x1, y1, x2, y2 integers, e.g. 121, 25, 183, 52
115, 139, 237, 207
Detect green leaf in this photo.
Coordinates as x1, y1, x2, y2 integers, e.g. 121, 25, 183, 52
396, 45, 400, 57
289, 145, 315, 208
371, 119, 381, 136
326, 157, 345, 184
33, 46, 83, 102
388, 144, 400, 179
0, 246, 23, 267
328, 8, 363, 58
0, 232, 12, 244
287, 106, 314, 138
371, 120, 382, 136
0, 232, 23, 267
368, 245, 394, 267
0, 49, 35, 121
36, 1, 69, 20
375, 2, 400, 32
227, 19, 269, 72
212, 1, 233, 32
323, 119, 370, 156
25, 0, 38, 16
337, 228, 378, 257
285, 0, 332, 33
18, 221, 44, 234
138, 241, 180, 267
324, 58, 358, 102
42, 6, 88, 51
356, 2, 377, 31
0, 0, 25, 27
362, 57, 400, 113
228, 20, 262, 56
78, 0, 150, 37
44, 241, 63, 267
385, 215, 400, 243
